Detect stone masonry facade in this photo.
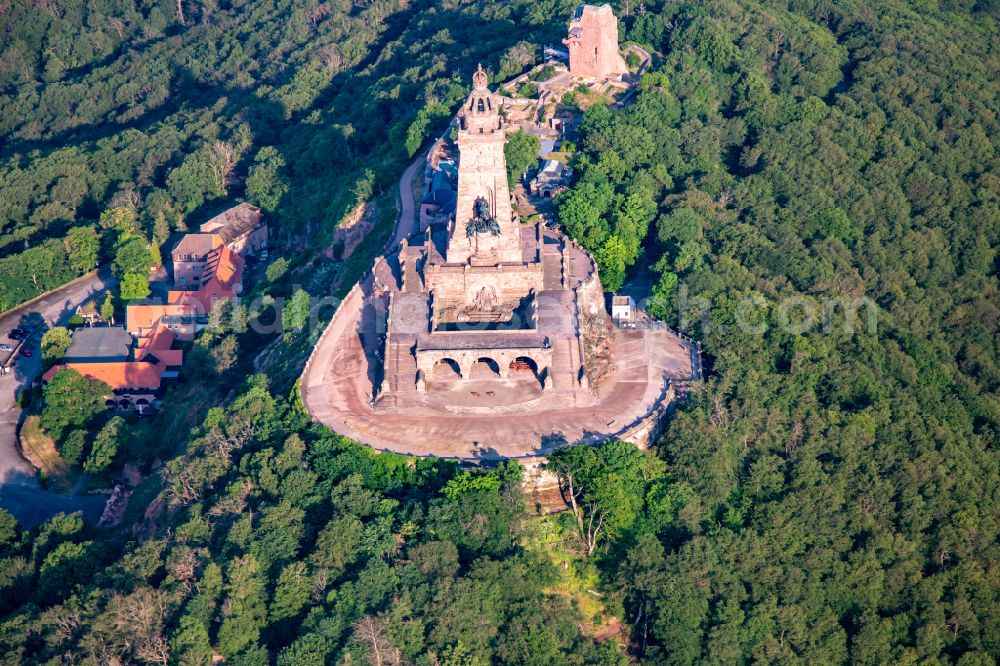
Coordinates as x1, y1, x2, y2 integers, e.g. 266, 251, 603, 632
385, 65, 603, 398
563, 4, 628, 80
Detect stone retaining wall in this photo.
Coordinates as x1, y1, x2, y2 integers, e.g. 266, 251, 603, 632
300, 257, 383, 409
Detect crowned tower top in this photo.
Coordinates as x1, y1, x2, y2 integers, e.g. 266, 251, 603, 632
458, 64, 504, 137
472, 63, 488, 90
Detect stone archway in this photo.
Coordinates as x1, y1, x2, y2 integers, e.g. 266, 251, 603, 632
470, 357, 501, 379
509, 356, 540, 379
433, 358, 463, 380
509, 354, 553, 390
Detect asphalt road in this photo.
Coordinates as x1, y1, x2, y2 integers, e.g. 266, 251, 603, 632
0, 268, 117, 527
394, 152, 427, 246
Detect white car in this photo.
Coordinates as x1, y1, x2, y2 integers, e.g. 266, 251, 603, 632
0, 344, 11, 352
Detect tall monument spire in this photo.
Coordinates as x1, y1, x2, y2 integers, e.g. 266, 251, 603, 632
446, 65, 521, 265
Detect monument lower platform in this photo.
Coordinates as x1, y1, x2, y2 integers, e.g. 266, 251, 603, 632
299, 257, 695, 460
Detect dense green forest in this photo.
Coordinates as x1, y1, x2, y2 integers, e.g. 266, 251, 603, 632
1, 0, 999, 663
555, 0, 1000, 661
0, 0, 567, 310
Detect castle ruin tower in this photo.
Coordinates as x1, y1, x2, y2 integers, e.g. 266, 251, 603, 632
446, 65, 521, 266
563, 4, 628, 80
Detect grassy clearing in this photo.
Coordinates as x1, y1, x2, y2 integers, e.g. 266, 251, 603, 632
570, 87, 614, 109
521, 514, 617, 630
19, 415, 75, 492
544, 151, 574, 163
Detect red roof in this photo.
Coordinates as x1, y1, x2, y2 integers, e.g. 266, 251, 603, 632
171, 246, 245, 312
143, 348, 183, 366
135, 323, 183, 366
43, 362, 164, 390
137, 324, 174, 351
127, 302, 201, 334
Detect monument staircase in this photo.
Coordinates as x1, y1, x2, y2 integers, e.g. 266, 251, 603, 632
548, 335, 586, 399
402, 256, 422, 292
377, 337, 419, 410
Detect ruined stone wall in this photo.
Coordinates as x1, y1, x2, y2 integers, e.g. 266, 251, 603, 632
521, 458, 566, 514
563, 4, 628, 80
575, 269, 606, 319
574, 254, 616, 387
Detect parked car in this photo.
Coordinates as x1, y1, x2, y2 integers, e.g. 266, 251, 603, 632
19, 348, 31, 357
8, 328, 27, 340
0, 344, 11, 352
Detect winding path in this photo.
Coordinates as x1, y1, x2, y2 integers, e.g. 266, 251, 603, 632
393, 152, 426, 246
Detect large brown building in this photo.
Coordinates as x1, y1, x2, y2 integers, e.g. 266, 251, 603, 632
199, 203, 268, 256
171, 233, 225, 288
563, 4, 628, 80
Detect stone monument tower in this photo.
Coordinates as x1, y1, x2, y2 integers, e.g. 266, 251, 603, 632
563, 4, 628, 80
447, 65, 521, 266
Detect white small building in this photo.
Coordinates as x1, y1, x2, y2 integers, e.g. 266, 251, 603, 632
611, 294, 635, 322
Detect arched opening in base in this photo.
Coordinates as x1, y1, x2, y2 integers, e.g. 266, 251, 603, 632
509, 356, 542, 385
470, 357, 501, 379
433, 358, 462, 381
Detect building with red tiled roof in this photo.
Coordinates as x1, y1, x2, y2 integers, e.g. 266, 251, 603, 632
190, 245, 244, 309
41, 324, 183, 412
128, 233, 245, 343
42, 361, 165, 391
42, 220, 252, 414
163, 246, 245, 318
127, 302, 203, 341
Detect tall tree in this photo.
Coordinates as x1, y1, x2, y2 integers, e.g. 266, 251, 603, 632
246, 146, 289, 213
120, 272, 151, 301
545, 440, 662, 555
84, 416, 125, 474
63, 227, 99, 274
41, 369, 110, 441
40, 327, 71, 365
504, 129, 541, 188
